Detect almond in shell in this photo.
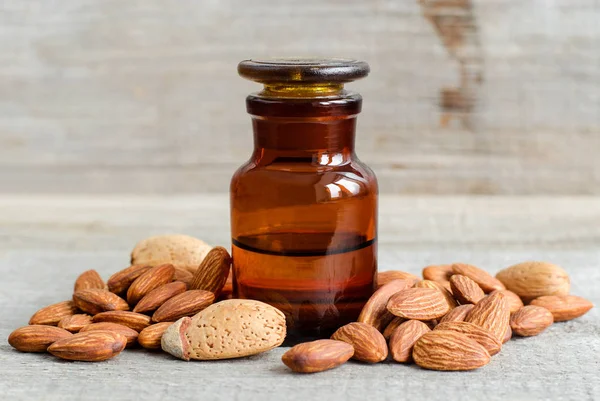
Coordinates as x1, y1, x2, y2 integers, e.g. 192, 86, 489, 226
282, 340, 354, 373
495, 261, 570, 303
331, 322, 387, 363
8, 325, 73, 352
130, 234, 212, 273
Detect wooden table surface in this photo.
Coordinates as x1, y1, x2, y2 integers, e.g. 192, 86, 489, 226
1, 195, 598, 401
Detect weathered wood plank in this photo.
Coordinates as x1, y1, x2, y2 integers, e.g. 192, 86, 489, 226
0, 0, 599, 194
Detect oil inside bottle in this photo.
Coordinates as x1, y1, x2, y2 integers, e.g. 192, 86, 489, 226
232, 231, 376, 343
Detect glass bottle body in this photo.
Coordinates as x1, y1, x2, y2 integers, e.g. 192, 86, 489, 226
230, 93, 378, 341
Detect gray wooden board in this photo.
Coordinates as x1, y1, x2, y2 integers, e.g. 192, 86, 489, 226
0, 195, 599, 400
1, 0, 599, 195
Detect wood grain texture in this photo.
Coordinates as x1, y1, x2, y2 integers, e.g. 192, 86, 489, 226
0, 194, 598, 400
0, 0, 599, 194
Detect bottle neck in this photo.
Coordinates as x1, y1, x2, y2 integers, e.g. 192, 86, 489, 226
251, 116, 356, 164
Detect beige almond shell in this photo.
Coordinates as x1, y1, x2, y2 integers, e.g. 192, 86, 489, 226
131, 234, 212, 274
495, 261, 570, 303
161, 299, 286, 360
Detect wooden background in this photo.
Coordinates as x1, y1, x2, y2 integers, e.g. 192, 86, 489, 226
1, 0, 599, 195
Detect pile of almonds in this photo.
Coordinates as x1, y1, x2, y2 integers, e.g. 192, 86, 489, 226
283, 262, 594, 373
6, 234, 594, 373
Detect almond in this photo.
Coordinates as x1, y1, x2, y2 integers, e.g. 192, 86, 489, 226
107, 264, 153, 295
387, 288, 450, 320
189, 246, 231, 296
439, 304, 475, 324
389, 320, 431, 363
161, 299, 286, 360
133, 281, 188, 314
8, 325, 73, 352
58, 314, 92, 333
29, 300, 79, 326
510, 305, 554, 337
127, 264, 175, 305
131, 234, 212, 273
530, 295, 594, 322
73, 289, 129, 315
138, 322, 173, 350
495, 261, 570, 303
358, 279, 412, 331
435, 321, 502, 356
331, 322, 387, 363
48, 331, 127, 361
152, 290, 215, 322
413, 330, 491, 371
503, 325, 512, 343
465, 291, 510, 342
452, 263, 505, 293
414, 280, 458, 309
281, 339, 354, 373
450, 274, 485, 304
74, 269, 106, 292
377, 270, 420, 288
173, 268, 193, 287
422, 264, 453, 289
382, 317, 406, 340
492, 289, 524, 314
80, 323, 138, 347
92, 311, 152, 332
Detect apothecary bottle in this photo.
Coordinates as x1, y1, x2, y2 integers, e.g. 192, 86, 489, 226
230, 59, 378, 341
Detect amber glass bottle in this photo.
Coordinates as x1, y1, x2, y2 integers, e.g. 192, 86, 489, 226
231, 59, 378, 342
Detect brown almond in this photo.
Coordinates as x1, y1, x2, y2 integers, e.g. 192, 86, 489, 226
58, 314, 93, 333
495, 261, 570, 303
152, 290, 215, 322
8, 325, 73, 352
173, 268, 193, 287
331, 322, 387, 363
382, 317, 406, 340
435, 321, 502, 356
92, 311, 152, 332
439, 304, 475, 324
414, 280, 457, 309
510, 305, 554, 337
503, 325, 512, 343
387, 288, 450, 320
74, 269, 106, 292
107, 264, 154, 295
282, 339, 354, 373
80, 323, 138, 347
133, 281, 188, 314
138, 322, 173, 350
413, 330, 491, 371
73, 289, 129, 315
493, 289, 524, 314
389, 320, 431, 363
530, 295, 593, 322
189, 246, 231, 296
29, 300, 79, 326
422, 264, 453, 289
450, 274, 485, 304
377, 270, 420, 288
452, 263, 505, 293
48, 331, 127, 361
465, 291, 510, 342
357, 279, 412, 331
127, 264, 175, 305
